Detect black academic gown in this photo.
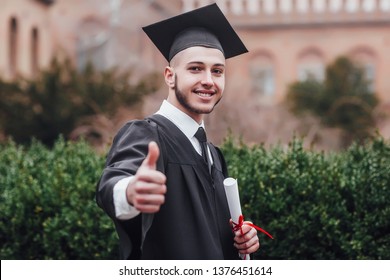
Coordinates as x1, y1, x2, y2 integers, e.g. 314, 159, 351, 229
96, 114, 239, 260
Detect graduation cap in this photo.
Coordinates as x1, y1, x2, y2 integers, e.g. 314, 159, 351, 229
142, 3, 248, 62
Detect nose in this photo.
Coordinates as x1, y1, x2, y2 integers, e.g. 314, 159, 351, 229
201, 71, 214, 88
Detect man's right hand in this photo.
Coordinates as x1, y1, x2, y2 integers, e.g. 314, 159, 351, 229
126, 141, 167, 213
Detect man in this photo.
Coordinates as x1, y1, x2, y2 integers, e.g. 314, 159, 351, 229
96, 3, 260, 260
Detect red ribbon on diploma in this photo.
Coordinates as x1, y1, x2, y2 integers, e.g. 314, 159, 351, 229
232, 215, 274, 240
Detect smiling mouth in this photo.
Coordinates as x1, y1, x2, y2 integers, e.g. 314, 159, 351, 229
194, 90, 215, 97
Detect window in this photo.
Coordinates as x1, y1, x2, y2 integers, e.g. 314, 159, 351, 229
31, 27, 39, 77
363, 64, 375, 92
298, 62, 325, 82
9, 17, 18, 77
250, 54, 275, 97
76, 18, 109, 71
349, 48, 377, 92
297, 49, 325, 82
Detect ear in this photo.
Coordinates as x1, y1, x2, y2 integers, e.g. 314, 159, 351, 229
164, 66, 175, 89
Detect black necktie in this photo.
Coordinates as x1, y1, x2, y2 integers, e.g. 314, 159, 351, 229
194, 127, 212, 174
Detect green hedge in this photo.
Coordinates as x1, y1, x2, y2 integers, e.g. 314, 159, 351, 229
0, 138, 117, 259
222, 136, 390, 260
1, 137, 389, 259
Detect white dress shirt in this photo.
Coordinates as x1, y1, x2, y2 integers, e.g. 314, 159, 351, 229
113, 100, 211, 220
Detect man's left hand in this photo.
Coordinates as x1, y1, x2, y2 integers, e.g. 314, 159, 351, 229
233, 222, 260, 255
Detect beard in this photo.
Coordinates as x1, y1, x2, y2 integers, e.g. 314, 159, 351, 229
174, 76, 222, 115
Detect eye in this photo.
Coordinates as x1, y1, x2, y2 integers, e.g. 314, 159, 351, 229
189, 66, 202, 72
212, 68, 224, 75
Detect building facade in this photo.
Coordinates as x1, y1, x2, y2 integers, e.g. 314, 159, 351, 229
0, 0, 55, 79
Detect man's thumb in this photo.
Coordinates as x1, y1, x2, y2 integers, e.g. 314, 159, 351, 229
143, 141, 160, 169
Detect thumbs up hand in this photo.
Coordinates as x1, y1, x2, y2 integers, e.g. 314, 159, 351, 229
126, 141, 167, 213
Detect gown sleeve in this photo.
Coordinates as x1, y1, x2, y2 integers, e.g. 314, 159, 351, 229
95, 119, 165, 259
96, 119, 163, 218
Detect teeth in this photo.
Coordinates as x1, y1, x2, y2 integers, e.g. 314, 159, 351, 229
196, 92, 212, 97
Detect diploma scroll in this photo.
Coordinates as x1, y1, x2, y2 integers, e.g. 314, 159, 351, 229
223, 177, 250, 260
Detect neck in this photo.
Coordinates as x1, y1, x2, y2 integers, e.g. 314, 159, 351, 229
166, 95, 203, 124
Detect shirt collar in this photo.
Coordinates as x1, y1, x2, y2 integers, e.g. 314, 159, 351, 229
155, 100, 205, 139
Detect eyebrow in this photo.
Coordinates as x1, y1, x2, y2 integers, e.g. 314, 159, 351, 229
187, 61, 225, 67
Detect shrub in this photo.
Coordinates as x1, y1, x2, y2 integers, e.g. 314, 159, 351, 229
222, 136, 390, 259
1, 137, 389, 259
286, 56, 378, 147
0, 138, 117, 259
0, 58, 160, 146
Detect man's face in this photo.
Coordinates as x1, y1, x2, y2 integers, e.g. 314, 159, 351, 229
167, 46, 225, 123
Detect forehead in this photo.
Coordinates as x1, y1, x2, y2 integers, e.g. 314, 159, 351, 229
171, 46, 225, 66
